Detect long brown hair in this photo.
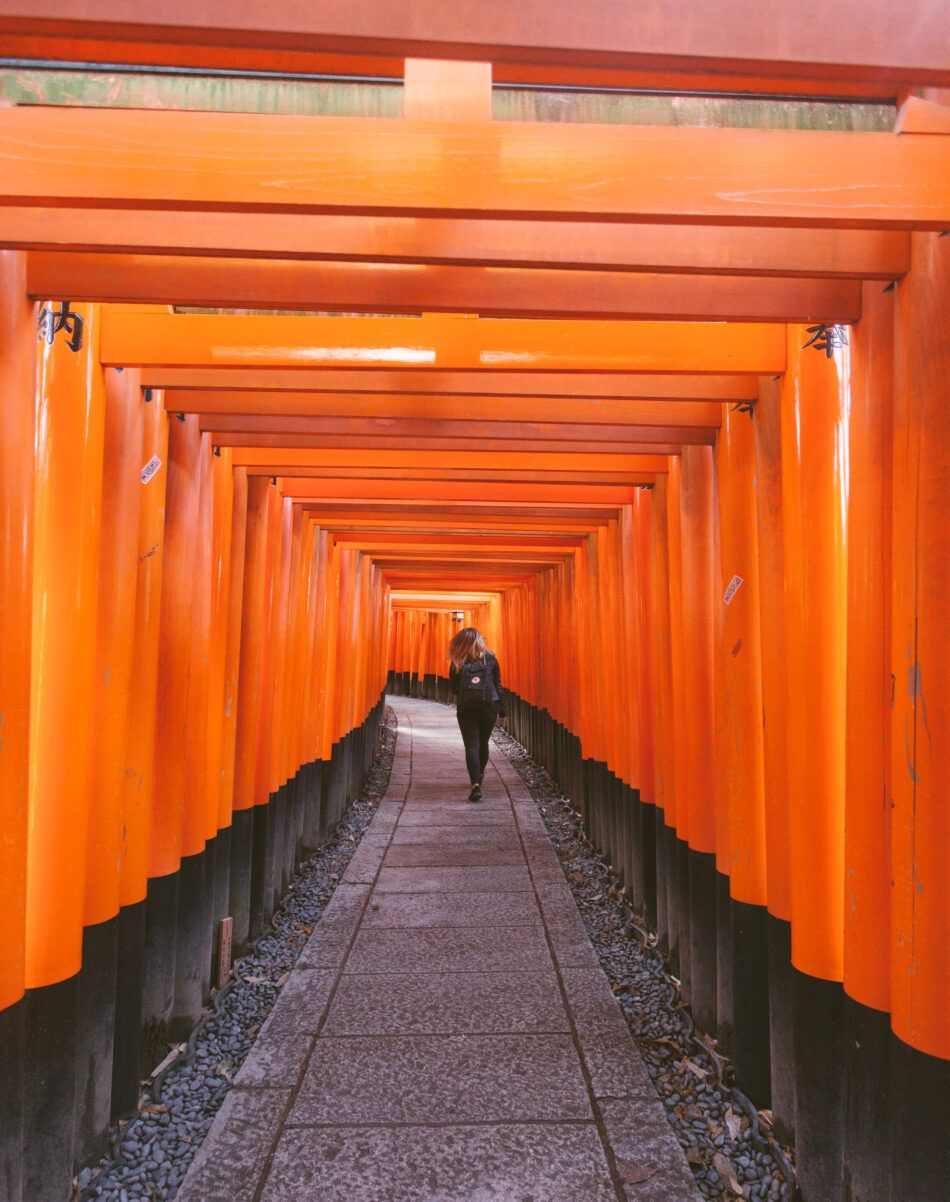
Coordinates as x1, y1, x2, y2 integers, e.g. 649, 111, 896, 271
447, 627, 489, 671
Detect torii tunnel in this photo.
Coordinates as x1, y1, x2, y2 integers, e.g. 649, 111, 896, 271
1, 6, 949, 1201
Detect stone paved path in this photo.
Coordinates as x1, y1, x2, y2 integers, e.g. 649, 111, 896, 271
177, 697, 701, 1202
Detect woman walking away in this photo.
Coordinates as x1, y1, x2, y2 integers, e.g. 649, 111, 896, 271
447, 627, 506, 802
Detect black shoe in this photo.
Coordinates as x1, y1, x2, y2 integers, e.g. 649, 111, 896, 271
468, 784, 482, 802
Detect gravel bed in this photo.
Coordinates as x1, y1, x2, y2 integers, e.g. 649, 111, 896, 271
76, 708, 397, 1202
491, 722, 798, 1202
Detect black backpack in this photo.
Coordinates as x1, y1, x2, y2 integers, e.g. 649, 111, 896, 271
457, 658, 497, 707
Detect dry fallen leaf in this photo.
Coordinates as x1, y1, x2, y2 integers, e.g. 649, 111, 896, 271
620, 1165, 659, 1185
685, 1058, 709, 1079
707, 1116, 724, 1137
725, 1106, 744, 1140
713, 1151, 744, 1196
685, 1146, 705, 1166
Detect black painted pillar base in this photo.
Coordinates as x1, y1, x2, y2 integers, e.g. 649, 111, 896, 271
654, 820, 670, 955
248, 803, 268, 943
842, 995, 890, 1202
171, 847, 211, 1040
715, 873, 735, 1058
767, 915, 796, 1145
74, 915, 119, 1168
112, 899, 146, 1118
212, 824, 232, 941
687, 847, 718, 1037
675, 837, 691, 994
793, 969, 845, 1202
141, 871, 178, 1073
228, 807, 254, 954
640, 800, 657, 930
0, 996, 24, 1202
730, 896, 771, 1105
23, 974, 78, 1202
888, 1031, 950, 1202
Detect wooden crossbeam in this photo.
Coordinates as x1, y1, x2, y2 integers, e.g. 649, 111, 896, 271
102, 312, 785, 373
156, 373, 750, 400
26, 253, 862, 322
196, 414, 718, 439
4, 212, 910, 278
3, 107, 949, 229
0, 2, 946, 85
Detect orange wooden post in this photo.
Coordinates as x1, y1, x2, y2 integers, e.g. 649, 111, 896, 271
25, 300, 105, 1196
86, 368, 145, 928
716, 397, 769, 1096
27, 301, 105, 988
844, 283, 894, 1017
209, 448, 239, 834
781, 322, 850, 1197
634, 491, 658, 926
120, 391, 168, 907
782, 325, 849, 981
836, 279, 896, 1194
717, 402, 767, 903
650, 475, 677, 954
677, 444, 718, 1035
890, 235, 950, 1186
0, 251, 33, 1017
151, 414, 200, 880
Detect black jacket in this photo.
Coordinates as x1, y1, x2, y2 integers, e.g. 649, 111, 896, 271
449, 652, 505, 712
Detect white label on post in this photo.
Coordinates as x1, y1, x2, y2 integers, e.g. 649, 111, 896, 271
141, 455, 162, 484
723, 575, 744, 605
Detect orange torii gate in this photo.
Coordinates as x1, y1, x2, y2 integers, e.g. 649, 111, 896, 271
0, 20, 948, 1202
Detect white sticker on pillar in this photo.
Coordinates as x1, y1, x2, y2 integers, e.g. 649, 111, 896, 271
723, 575, 744, 606
141, 455, 162, 484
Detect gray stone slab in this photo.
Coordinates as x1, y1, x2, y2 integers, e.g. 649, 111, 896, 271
260, 1123, 617, 1202
322, 970, 569, 1036
289, 1033, 591, 1124
344, 924, 552, 974
295, 927, 352, 969
319, 882, 371, 925
561, 967, 637, 1038
176, 1087, 290, 1202
257, 969, 337, 1038
234, 1028, 315, 1087
362, 890, 543, 929
391, 824, 521, 845
340, 843, 386, 883
576, 1025, 657, 1100
374, 865, 533, 893
397, 808, 513, 826
383, 843, 525, 867
600, 1098, 704, 1201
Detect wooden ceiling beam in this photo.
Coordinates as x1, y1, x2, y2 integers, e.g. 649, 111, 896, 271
101, 311, 786, 373
25, 253, 863, 322
3, 212, 909, 278
3, 106, 949, 228
0, 2, 946, 85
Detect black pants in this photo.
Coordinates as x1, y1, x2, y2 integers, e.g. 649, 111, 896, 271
456, 703, 496, 785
